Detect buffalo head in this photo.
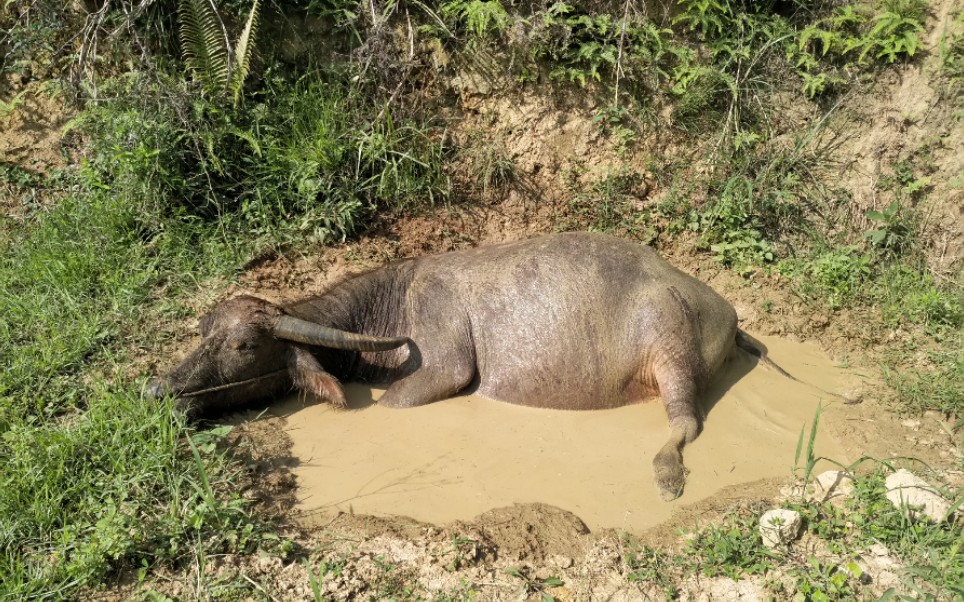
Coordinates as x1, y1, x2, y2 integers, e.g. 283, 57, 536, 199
147, 295, 408, 419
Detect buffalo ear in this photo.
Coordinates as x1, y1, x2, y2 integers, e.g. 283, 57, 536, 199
287, 345, 347, 408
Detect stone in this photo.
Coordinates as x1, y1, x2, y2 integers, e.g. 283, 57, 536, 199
811, 470, 855, 502
855, 543, 903, 591
759, 509, 802, 549
884, 469, 952, 522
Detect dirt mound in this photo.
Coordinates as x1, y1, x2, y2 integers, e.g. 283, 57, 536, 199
455, 504, 591, 563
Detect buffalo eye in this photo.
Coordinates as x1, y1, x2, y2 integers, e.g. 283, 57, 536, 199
229, 339, 258, 352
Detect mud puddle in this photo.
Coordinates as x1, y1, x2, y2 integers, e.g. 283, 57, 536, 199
269, 335, 855, 533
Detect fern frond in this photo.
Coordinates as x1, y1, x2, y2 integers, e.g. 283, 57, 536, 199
178, 0, 230, 94
231, 0, 261, 106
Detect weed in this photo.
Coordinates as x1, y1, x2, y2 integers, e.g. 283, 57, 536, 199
875, 264, 963, 331
790, 247, 872, 310
866, 0, 927, 63
0, 2, 74, 78
306, 556, 346, 601
939, 11, 964, 93
623, 541, 681, 599
529, 3, 679, 93
794, 402, 827, 487
441, 0, 511, 40
670, 63, 735, 128
884, 329, 964, 419
0, 89, 27, 119
0, 386, 258, 598
75, 70, 448, 247
461, 133, 515, 197
372, 555, 421, 599
445, 534, 479, 571
682, 505, 776, 580
791, 556, 862, 601
592, 105, 638, 153
563, 166, 654, 241
865, 200, 915, 259
505, 566, 564, 602
690, 172, 781, 274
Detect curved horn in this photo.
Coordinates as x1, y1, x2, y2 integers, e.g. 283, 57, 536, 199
274, 315, 409, 352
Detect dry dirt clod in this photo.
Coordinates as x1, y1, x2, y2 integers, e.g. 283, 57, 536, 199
810, 470, 855, 504
759, 509, 802, 549
855, 543, 904, 593
680, 575, 767, 601
884, 469, 953, 523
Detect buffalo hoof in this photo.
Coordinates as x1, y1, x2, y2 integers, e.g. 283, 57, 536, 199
653, 449, 687, 501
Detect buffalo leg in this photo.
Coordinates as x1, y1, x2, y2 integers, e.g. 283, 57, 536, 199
378, 348, 476, 409
379, 283, 477, 409
651, 364, 704, 501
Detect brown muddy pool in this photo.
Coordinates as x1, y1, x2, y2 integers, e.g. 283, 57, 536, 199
267, 335, 854, 533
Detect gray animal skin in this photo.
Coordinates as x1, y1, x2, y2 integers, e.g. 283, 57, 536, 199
150, 232, 760, 500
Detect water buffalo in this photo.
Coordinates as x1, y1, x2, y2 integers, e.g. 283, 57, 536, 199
150, 231, 774, 500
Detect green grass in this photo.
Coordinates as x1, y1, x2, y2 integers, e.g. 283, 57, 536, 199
0, 191, 240, 423
884, 329, 964, 421
622, 465, 964, 601
0, 390, 257, 599
75, 71, 449, 250
0, 181, 260, 598
0, 59, 453, 596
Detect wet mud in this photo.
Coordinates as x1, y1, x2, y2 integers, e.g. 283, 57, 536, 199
269, 334, 854, 532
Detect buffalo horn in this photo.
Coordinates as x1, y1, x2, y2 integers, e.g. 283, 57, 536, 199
274, 315, 409, 351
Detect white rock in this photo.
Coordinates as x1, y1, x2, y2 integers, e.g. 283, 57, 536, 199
855, 543, 903, 591
759, 509, 802, 549
884, 469, 952, 522
811, 470, 855, 502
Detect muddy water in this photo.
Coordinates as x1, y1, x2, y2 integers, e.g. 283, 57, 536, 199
272, 335, 853, 533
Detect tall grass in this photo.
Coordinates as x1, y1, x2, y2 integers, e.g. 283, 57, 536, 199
0, 390, 255, 599
76, 72, 449, 249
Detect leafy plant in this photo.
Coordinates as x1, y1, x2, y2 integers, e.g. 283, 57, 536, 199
624, 542, 681, 599
885, 329, 963, 416
178, 0, 261, 106
865, 0, 926, 63
441, 0, 510, 39
564, 166, 654, 241
462, 134, 515, 197
531, 4, 677, 91
670, 63, 735, 127
808, 247, 872, 309
505, 566, 564, 602
673, 0, 732, 40
594, 105, 639, 153
939, 11, 964, 92
692, 173, 780, 273
683, 506, 775, 580
75, 71, 448, 243
792, 556, 861, 601
0, 89, 26, 119
792, 1, 926, 97
864, 200, 913, 259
